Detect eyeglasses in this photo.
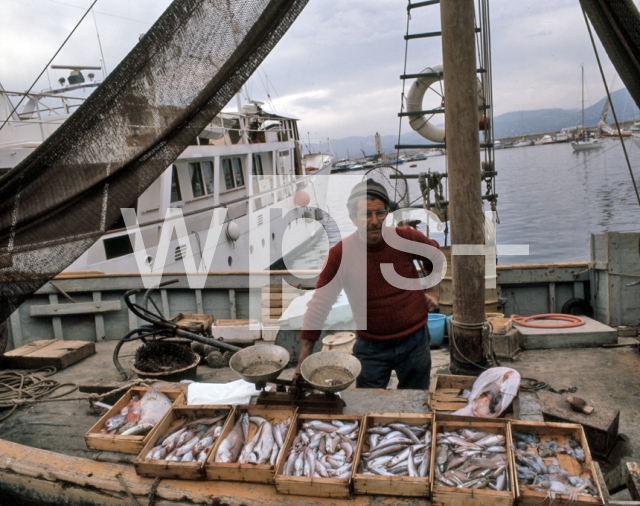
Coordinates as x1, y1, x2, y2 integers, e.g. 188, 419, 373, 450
355, 210, 389, 221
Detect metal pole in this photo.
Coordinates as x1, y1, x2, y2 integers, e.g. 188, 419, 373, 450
441, 0, 487, 374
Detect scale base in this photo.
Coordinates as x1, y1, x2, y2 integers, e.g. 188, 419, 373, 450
256, 391, 346, 414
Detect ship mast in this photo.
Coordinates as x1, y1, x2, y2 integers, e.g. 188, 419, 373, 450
441, 0, 487, 374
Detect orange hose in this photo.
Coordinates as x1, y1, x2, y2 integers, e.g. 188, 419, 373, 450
511, 313, 585, 328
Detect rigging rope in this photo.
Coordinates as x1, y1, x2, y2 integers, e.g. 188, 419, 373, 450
581, 6, 640, 208
0, 0, 99, 135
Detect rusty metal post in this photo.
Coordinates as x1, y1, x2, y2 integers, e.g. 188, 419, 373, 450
440, 0, 487, 374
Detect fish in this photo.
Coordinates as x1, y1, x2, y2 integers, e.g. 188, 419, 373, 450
452, 367, 521, 418
215, 413, 247, 463
121, 388, 173, 436
145, 411, 227, 462
432, 429, 511, 491
280, 419, 361, 478
215, 413, 290, 467
513, 435, 597, 500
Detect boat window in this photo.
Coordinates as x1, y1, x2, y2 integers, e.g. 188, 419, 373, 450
222, 158, 235, 189
202, 161, 214, 194
232, 157, 245, 187
252, 154, 263, 176
104, 234, 134, 260
188, 162, 205, 198
170, 165, 182, 202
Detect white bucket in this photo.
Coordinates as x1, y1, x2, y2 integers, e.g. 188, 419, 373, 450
321, 332, 356, 354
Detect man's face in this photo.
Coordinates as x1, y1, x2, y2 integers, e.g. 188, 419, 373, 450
350, 198, 388, 245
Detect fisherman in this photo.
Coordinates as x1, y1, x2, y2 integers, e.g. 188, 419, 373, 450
295, 179, 443, 389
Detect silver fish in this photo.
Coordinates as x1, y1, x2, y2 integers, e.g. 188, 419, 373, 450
254, 421, 275, 464
215, 413, 246, 463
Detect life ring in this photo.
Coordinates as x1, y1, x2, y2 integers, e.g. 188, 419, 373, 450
406, 64, 485, 143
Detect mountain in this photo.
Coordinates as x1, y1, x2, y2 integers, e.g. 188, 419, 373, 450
493, 87, 638, 138
311, 88, 638, 159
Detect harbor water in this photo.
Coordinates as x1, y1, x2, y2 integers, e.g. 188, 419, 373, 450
286, 138, 640, 271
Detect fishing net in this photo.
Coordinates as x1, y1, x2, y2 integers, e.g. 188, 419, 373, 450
0, 0, 309, 324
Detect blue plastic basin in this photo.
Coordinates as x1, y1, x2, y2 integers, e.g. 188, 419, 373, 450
428, 313, 446, 345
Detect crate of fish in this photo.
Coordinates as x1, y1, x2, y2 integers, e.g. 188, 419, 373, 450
204, 405, 295, 484
510, 421, 604, 506
84, 386, 185, 454
134, 405, 233, 479
351, 413, 434, 497
431, 418, 515, 506
274, 414, 362, 498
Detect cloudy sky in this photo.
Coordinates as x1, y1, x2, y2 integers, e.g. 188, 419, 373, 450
0, 0, 633, 140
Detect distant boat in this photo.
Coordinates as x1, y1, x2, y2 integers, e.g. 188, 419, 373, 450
572, 136, 603, 151
555, 130, 570, 143
494, 140, 505, 150
534, 135, 555, 145
572, 65, 604, 152
512, 138, 533, 147
387, 157, 406, 164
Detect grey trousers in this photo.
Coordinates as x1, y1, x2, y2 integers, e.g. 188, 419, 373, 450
353, 322, 431, 390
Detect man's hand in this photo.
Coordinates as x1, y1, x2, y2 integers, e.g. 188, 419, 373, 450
295, 339, 316, 374
425, 293, 439, 313
425, 284, 440, 312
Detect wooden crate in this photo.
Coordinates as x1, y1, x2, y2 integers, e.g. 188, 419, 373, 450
428, 374, 476, 412
510, 420, 605, 506
170, 313, 214, 335
431, 416, 515, 506
84, 387, 185, 454
205, 405, 296, 484
134, 405, 233, 480
261, 284, 301, 324
352, 412, 433, 497
275, 413, 363, 498
489, 318, 513, 335
1, 339, 95, 370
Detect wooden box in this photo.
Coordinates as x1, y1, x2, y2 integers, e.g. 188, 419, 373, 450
1, 339, 95, 370
352, 412, 433, 497
489, 317, 513, 335
84, 387, 185, 454
275, 413, 363, 498
429, 374, 476, 412
134, 405, 233, 480
431, 416, 515, 506
261, 284, 301, 324
212, 319, 261, 343
205, 405, 296, 484
170, 313, 214, 335
510, 420, 605, 506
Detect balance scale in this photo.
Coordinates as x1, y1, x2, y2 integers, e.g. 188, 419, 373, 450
229, 345, 361, 415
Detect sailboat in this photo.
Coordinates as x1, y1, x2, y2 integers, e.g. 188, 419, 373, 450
572, 65, 603, 151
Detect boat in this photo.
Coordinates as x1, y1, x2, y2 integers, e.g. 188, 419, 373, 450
1, 75, 331, 275
512, 138, 533, 147
555, 129, 571, 143
533, 134, 555, 145
493, 140, 504, 149
572, 66, 604, 151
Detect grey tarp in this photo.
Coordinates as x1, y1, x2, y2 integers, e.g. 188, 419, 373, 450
0, 0, 309, 325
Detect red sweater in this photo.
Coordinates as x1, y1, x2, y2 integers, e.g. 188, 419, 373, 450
300, 226, 441, 343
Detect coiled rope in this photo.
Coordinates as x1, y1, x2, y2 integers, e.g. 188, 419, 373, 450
0, 367, 152, 421
0, 367, 78, 422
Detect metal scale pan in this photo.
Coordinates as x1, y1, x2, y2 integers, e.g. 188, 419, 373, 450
229, 345, 361, 413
